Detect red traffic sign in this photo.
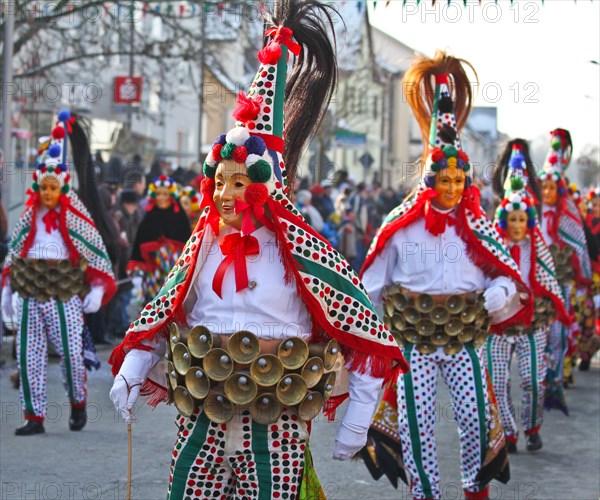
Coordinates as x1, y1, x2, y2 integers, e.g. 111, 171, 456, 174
114, 76, 143, 104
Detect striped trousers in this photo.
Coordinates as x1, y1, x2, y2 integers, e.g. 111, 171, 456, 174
167, 407, 308, 500
16, 295, 86, 421
396, 344, 490, 500
485, 329, 547, 439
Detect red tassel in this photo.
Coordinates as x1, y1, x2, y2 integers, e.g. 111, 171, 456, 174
257, 41, 282, 65
232, 92, 262, 124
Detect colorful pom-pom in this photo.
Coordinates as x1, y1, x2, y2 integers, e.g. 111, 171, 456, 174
247, 159, 272, 183
201, 177, 215, 195
510, 177, 524, 191
244, 136, 267, 157
431, 149, 445, 162
462, 162, 471, 173
48, 144, 61, 158
32, 182, 39, 191
61, 184, 70, 194
221, 142, 236, 160
203, 162, 216, 178
551, 137, 562, 151
232, 94, 262, 125
424, 175, 436, 188
57, 109, 71, 122
233, 146, 249, 164
457, 150, 469, 162
443, 146, 458, 158
245, 183, 269, 206
226, 126, 251, 146
51, 126, 66, 140
215, 134, 227, 145
257, 42, 282, 65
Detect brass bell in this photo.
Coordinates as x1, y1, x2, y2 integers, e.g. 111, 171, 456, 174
444, 341, 463, 356
415, 342, 436, 355
392, 292, 410, 312
472, 331, 488, 349
383, 315, 392, 331
203, 392, 234, 424
277, 337, 309, 370
392, 314, 406, 332
12, 258, 25, 271
250, 354, 284, 387
203, 348, 234, 382
166, 374, 174, 404
169, 323, 183, 344
275, 374, 307, 406
250, 393, 282, 425
474, 312, 488, 329
167, 361, 179, 389
33, 259, 48, 274
308, 339, 340, 371
403, 328, 422, 345
446, 295, 466, 315
563, 245, 574, 258
458, 326, 476, 343
57, 290, 72, 302
224, 372, 258, 406
34, 290, 49, 303
47, 283, 60, 297
445, 319, 463, 337
474, 294, 486, 313
315, 371, 336, 401
300, 357, 325, 389
460, 306, 478, 324
391, 330, 405, 348
416, 319, 436, 337
37, 274, 48, 288
47, 267, 60, 282
548, 243, 559, 255
556, 252, 568, 266
430, 306, 450, 326
431, 331, 450, 346
228, 330, 260, 364
403, 306, 420, 324
384, 300, 396, 318
534, 298, 548, 314
185, 367, 210, 400
298, 391, 324, 421
172, 343, 192, 375
415, 294, 435, 314
173, 386, 195, 417
505, 326, 520, 336
58, 260, 72, 274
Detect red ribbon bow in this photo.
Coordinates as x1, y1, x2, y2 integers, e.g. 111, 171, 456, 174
42, 209, 59, 233
425, 203, 456, 236
212, 233, 260, 299
509, 244, 521, 269
64, 116, 76, 134
264, 26, 301, 56
234, 199, 265, 236
544, 210, 559, 240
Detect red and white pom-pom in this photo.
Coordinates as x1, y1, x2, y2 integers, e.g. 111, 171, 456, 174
233, 146, 249, 164
51, 126, 66, 139
201, 177, 215, 196
245, 183, 269, 206
211, 144, 224, 162
232, 93, 263, 125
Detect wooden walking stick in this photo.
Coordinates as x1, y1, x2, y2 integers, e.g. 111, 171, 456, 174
127, 421, 133, 500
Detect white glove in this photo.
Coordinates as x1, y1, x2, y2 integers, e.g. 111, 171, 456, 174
109, 348, 160, 422
483, 285, 510, 313
82, 285, 104, 313
2, 285, 14, 319
332, 370, 382, 461
594, 294, 600, 310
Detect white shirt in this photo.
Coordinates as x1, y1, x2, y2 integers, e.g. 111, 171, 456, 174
26, 207, 69, 260
362, 210, 513, 311
185, 225, 312, 340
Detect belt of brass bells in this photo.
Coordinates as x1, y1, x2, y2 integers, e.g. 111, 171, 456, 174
382, 285, 490, 356
548, 244, 575, 286
166, 323, 340, 425
9, 258, 89, 303
504, 297, 556, 336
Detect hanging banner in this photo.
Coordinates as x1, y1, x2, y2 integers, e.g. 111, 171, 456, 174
114, 76, 143, 104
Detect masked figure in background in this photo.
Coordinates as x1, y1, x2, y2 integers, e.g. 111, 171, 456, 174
1, 110, 116, 435
488, 142, 569, 453
108, 2, 407, 499
360, 51, 532, 500
179, 185, 202, 230
127, 175, 191, 303
538, 129, 592, 412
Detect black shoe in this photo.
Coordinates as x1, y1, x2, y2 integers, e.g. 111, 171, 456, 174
506, 440, 517, 454
579, 359, 590, 371
69, 406, 87, 431
15, 420, 45, 436
526, 433, 543, 452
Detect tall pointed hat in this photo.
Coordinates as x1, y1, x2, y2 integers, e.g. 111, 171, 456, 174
496, 144, 538, 232
421, 74, 473, 189
538, 128, 572, 195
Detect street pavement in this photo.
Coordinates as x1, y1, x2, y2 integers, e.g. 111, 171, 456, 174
1, 341, 598, 500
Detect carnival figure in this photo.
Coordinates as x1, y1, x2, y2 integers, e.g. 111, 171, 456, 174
1, 110, 116, 435
360, 51, 533, 500
487, 141, 569, 453
538, 129, 592, 412
109, 2, 407, 499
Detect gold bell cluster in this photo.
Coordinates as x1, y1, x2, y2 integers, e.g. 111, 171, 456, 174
548, 244, 575, 285
166, 324, 340, 425
504, 297, 556, 336
382, 284, 490, 355
10, 258, 89, 303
